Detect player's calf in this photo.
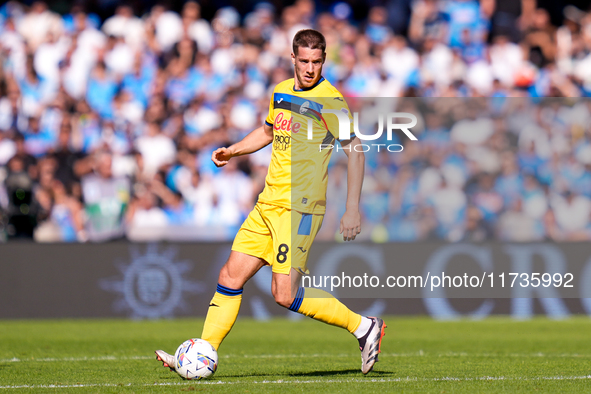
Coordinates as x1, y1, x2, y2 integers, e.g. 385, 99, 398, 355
272, 290, 295, 309
271, 270, 298, 308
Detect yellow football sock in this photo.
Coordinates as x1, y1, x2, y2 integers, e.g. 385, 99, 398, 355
289, 287, 362, 334
200, 284, 243, 350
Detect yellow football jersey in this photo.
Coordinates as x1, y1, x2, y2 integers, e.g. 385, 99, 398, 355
258, 77, 354, 214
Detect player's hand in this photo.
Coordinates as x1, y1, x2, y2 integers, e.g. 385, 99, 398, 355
340, 210, 361, 241
212, 147, 233, 167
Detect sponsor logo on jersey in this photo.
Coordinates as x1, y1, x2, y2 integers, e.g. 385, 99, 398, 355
273, 134, 291, 151
274, 112, 301, 133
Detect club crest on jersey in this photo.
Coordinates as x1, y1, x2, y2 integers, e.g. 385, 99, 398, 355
299, 101, 310, 114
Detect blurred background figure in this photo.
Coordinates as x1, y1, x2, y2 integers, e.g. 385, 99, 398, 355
4, 155, 38, 238
79, 150, 130, 242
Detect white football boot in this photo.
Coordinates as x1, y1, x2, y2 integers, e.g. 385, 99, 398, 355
359, 317, 386, 374
155, 350, 176, 371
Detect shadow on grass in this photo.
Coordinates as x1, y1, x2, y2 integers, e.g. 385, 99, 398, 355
220, 368, 394, 378
290, 369, 394, 377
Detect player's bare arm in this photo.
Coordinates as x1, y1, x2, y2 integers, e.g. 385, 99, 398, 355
340, 136, 364, 241
211, 123, 273, 167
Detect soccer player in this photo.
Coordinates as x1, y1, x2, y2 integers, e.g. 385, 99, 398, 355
156, 29, 386, 374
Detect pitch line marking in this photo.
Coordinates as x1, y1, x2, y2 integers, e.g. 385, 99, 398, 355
0, 355, 153, 363
2, 352, 591, 364
2, 376, 591, 389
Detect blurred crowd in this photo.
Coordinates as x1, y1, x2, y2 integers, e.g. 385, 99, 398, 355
0, 0, 591, 242
324, 98, 591, 243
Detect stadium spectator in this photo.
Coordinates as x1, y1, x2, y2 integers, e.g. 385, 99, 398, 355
135, 121, 176, 177
38, 178, 84, 242
16, 1, 63, 52
550, 190, 591, 240
101, 4, 144, 51
497, 197, 544, 241
80, 150, 130, 241
125, 184, 167, 232
461, 205, 493, 241
4, 155, 37, 237
0, 129, 16, 165
182, 1, 214, 54
149, 178, 194, 225
86, 62, 118, 120
0, 17, 27, 81
409, 0, 449, 45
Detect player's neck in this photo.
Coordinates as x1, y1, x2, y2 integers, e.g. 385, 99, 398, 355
293, 75, 324, 91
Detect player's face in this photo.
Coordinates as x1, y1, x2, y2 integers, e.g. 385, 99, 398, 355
292, 47, 325, 89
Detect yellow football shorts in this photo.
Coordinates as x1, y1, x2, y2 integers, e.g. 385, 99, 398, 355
232, 202, 323, 275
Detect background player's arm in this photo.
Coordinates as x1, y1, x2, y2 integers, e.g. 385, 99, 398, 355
212, 123, 273, 167
340, 136, 364, 241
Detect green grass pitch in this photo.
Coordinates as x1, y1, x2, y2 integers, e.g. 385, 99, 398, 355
1, 317, 590, 393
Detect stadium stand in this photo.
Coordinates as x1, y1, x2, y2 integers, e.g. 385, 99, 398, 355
1, 0, 591, 242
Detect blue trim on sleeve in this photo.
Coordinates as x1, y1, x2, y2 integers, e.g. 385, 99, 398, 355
265, 120, 273, 127
289, 287, 305, 312
216, 284, 243, 296
298, 214, 313, 236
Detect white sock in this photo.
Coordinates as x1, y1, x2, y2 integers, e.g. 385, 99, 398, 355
353, 316, 373, 339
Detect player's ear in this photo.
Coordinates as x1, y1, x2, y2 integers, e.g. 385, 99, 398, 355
291, 52, 296, 65
322, 52, 326, 64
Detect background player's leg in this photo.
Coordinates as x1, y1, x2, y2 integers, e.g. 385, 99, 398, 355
272, 268, 362, 335
201, 251, 265, 350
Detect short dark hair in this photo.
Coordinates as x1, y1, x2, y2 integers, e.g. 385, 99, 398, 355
292, 29, 326, 55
